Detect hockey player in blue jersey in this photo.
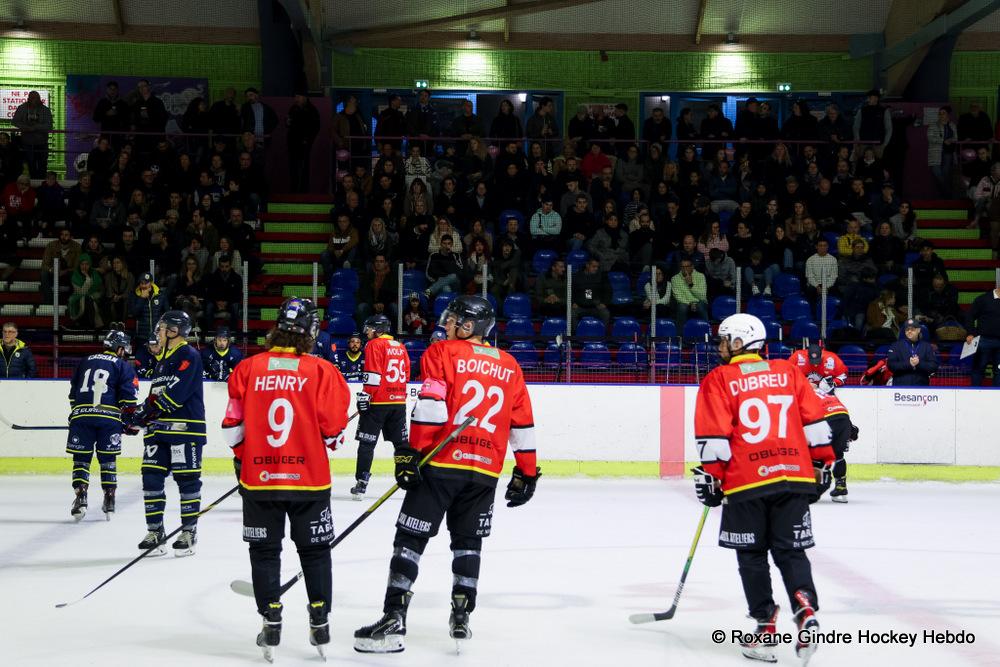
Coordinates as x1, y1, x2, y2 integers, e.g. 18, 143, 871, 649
67, 328, 139, 521
312, 326, 337, 362
331, 331, 365, 381
127, 310, 207, 557
201, 326, 243, 380
134, 333, 161, 379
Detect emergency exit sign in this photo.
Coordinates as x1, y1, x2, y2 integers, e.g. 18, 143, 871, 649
414, 80, 429, 89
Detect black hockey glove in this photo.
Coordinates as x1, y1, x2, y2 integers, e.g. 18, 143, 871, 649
133, 395, 163, 428
810, 460, 833, 503
356, 391, 371, 413
120, 405, 141, 436
849, 424, 860, 442
394, 446, 422, 490
692, 466, 724, 507
233, 457, 242, 482
505, 466, 541, 507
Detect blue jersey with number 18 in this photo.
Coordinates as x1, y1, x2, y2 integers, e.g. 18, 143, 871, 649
68, 352, 139, 425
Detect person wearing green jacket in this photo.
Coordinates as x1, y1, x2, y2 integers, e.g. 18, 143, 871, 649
528, 197, 563, 252
670, 258, 709, 328
68, 253, 104, 329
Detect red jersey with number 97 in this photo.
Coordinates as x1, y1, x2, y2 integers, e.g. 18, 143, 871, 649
695, 353, 834, 502
410, 339, 536, 487
363, 335, 410, 404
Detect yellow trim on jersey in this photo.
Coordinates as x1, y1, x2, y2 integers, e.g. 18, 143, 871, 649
161, 393, 182, 407
70, 414, 122, 422
270, 346, 298, 354
427, 460, 501, 478
725, 475, 817, 495
730, 353, 763, 364
239, 481, 333, 491
172, 468, 202, 474
825, 410, 849, 418
162, 341, 189, 359
141, 464, 169, 471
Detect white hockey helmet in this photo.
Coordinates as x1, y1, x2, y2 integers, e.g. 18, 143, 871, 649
717, 313, 767, 352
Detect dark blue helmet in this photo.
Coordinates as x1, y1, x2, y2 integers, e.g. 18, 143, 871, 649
439, 295, 495, 339
103, 329, 132, 356
363, 314, 391, 338
276, 297, 320, 339
157, 310, 193, 338
215, 326, 231, 339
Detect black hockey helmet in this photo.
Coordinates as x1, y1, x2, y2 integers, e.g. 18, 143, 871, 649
439, 295, 495, 339
276, 297, 320, 339
348, 331, 364, 343
215, 326, 231, 339
157, 310, 193, 338
363, 314, 391, 338
103, 329, 132, 356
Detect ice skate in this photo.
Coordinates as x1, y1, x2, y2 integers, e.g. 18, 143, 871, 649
308, 601, 329, 660
172, 529, 197, 557
830, 478, 848, 503
137, 527, 167, 556
256, 602, 282, 663
793, 591, 819, 666
740, 605, 779, 663
71, 485, 88, 521
354, 611, 406, 653
350, 474, 370, 500
101, 488, 115, 519
449, 593, 472, 653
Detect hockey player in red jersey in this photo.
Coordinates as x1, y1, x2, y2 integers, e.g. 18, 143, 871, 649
789, 343, 857, 502
350, 314, 411, 499
354, 295, 539, 654
692, 314, 833, 665
223, 297, 350, 661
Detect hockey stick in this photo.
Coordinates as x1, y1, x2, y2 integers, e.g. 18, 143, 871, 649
0, 411, 69, 430
55, 483, 241, 608
230, 415, 476, 599
629, 505, 711, 624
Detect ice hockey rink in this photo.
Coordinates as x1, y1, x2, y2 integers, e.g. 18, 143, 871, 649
2, 475, 998, 666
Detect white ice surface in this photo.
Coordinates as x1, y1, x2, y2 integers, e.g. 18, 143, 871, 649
2, 476, 999, 666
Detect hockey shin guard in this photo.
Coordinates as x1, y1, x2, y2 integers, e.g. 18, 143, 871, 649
772, 548, 819, 612
72, 453, 92, 488
96, 453, 117, 490
296, 543, 333, 609
250, 542, 284, 615
384, 533, 427, 612
141, 468, 167, 530
450, 537, 482, 612
355, 439, 377, 479
737, 550, 776, 619
176, 474, 203, 530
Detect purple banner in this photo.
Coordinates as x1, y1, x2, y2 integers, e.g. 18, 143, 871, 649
64, 75, 208, 177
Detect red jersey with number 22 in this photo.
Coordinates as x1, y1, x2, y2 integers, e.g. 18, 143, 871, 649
410, 340, 536, 486
363, 335, 410, 404
695, 353, 834, 502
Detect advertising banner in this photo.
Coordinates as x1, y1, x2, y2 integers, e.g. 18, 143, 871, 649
875, 389, 956, 464
1, 88, 49, 120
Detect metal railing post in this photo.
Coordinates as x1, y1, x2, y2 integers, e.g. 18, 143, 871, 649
820, 283, 828, 341
52, 257, 59, 378
565, 265, 573, 384
396, 263, 404, 335
734, 264, 742, 314
242, 260, 249, 338
481, 263, 488, 298
907, 266, 915, 321
312, 262, 319, 306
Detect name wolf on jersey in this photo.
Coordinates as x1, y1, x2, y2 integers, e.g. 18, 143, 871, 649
728, 373, 789, 395
455, 357, 515, 383
253, 375, 309, 392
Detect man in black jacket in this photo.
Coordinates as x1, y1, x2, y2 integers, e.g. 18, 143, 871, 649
642, 107, 672, 157
210, 88, 242, 147
966, 286, 1000, 386
92, 81, 129, 149
425, 235, 463, 298
405, 89, 439, 156
287, 94, 321, 193
204, 254, 243, 330
131, 79, 168, 157
376, 94, 406, 150
241, 88, 278, 144
887, 319, 938, 386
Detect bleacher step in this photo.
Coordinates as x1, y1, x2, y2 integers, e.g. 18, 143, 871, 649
268, 203, 331, 215
263, 222, 332, 234
915, 209, 968, 220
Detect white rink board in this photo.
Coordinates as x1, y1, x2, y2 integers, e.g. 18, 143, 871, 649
1, 381, 999, 466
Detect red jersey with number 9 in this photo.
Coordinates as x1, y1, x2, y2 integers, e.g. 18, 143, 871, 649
694, 353, 834, 502
410, 339, 536, 486
223, 348, 350, 496
363, 335, 410, 404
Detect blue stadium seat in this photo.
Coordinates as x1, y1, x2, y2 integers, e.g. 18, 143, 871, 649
746, 297, 777, 320
780, 295, 812, 321
576, 317, 606, 337
767, 343, 794, 359
504, 318, 535, 340
824, 319, 849, 334
566, 249, 589, 273
874, 344, 891, 359
540, 317, 567, 337
823, 231, 841, 255
329, 268, 360, 294
403, 339, 426, 366
693, 342, 722, 366
327, 315, 356, 335
653, 318, 677, 338
580, 342, 610, 366
653, 341, 682, 365
904, 251, 920, 266
543, 341, 564, 365
532, 249, 557, 275
616, 342, 648, 366
607, 272, 632, 306
949, 343, 973, 369
635, 269, 652, 298
401, 269, 426, 294
877, 273, 897, 288
772, 273, 801, 299
433, 294, 452, 316
814, 296, 842, 321
789, 319, 820, 342
838, 344, 868, 371
508, 342, 540, 367
611, 317, 641, 339
503, 292, 532, 318
682, 318, 712, 340
760, 317, 782, 342
711, 295, 738, 321
326, 291, 356, 315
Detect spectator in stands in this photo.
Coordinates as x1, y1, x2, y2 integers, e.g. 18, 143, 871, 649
727, 220, 755, 267
643, 264, 671, 311
581, 143, 612, 183
865, 288, 904, 341
696, 219, 729, 260
966, 285, 1000, 386
669, 258, 708, 327
763, 221, 795, 273
528, 196, 562, 252
804, 238, 837, 301
837, 217, 868, 256
400, 198, 433, 264
283, 93, 321, 193
333, 95, 369, 170
87, 136, 115, 184
241, 87, 277, 144
361, 217, 395, 268
66, 172, 97, 236
321, 213, 360, 276
705, 248, 737, 299
1, 321, 35, 378
203, 254, 242, 330
465, 236, 492, 292
402, 292, 432, 335
700, 104, 733, 149
534, 257, 565, 317
115, 227, 145, 276
839, 239, 879, 328
1, 174, 36, 241
491, 237, 521, 306
450, 100, 484, 155
405, 89, 439, 155
210, 88, 241, 145
130, 80, 168, 157
180, 235, 209, 274
845, 177, 874, 230
40, 227, 82, 303
887, 318, 938, 386
572, 257, 611, 327
743, 248, 778, 297
918, 273, 964, 337
912, 240, 947, 291
567, 105, 593, 152
793, 217, 821, 267
402, 177, 433, 219
588, 213, 629, 272
211, 236, 242, 276
526, 96, 559, 158
871, 181, 900, 225
129, 272, 166, 342
32, 171, 65, 236
235, 151, 266, 216
675, 107, 697, 149
186, 208, 219, 254
869, 220, 905, 274
668, 233, 705, 275
226, 206, 257, 269
0, 206, 17, 279
629, 210, 656, 271
707, 160, 739, 214
375, 94, 406, 149
83, 234, 110, 278
854, 89, 892, 159
958, 102, 992, 143
462, 219, 492, 253
92, 81, 129, 147
890, 200, 919, 246
356, 253, 398, 325
489, 99, 523, 145
614, 144, 646, 198
610, 103, 636, 157
427, 216, 463, 256
103, 256, 134, 324
12, 91, 53, 178
66, 253, 103, 329
927, 106, 958, 196
783, 99, 818, 146
0, 132, 18, 189
425, 234, 463, 298
642, 107, 672, 155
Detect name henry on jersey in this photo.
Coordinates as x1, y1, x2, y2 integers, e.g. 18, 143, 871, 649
254, 375, 309, 392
